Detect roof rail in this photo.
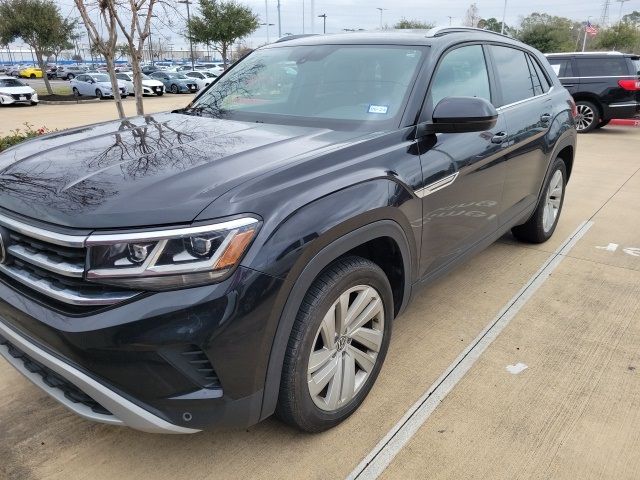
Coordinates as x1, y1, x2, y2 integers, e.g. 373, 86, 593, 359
426, 26, 513, 40
546, 51, 624, 56
274, 34, 320, 43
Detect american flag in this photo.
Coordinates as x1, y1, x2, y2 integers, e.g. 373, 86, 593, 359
585, 21, 598, 36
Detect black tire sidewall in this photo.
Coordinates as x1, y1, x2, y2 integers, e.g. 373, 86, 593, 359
534, 158, 567, 240
284, 257, 393, 430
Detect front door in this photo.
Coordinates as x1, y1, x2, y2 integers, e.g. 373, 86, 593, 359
417, 44, 508, 277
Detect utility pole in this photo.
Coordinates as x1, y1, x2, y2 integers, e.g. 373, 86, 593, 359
600, 0, 611, 27
265, 0, 270, 43
310, 0, 315, 33
616, 0, 630, 21
178, 0, 196, 69
376, 7, 388, 30
501, 0, 507, 34
277, 0, 282, 37
318, 13, 327, 33
447, 16, 454, 26
302, 0, 305, 34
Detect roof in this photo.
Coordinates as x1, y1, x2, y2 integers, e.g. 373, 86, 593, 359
269, 27, 525, 49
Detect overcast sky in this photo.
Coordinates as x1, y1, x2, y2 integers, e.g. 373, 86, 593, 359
7, 0, 634, 52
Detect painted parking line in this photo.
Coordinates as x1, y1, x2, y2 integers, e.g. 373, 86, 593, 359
347, 220, 595, 480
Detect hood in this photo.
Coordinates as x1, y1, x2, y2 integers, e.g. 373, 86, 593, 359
0, 86, 34, 95
142, 79, 163, 87
97, 81, 126, 89
0, 113, 364, 229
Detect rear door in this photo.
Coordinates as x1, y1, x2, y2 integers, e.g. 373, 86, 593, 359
489, 45, 553, 225
547, 56, 579, 95
417, 43, 508, 277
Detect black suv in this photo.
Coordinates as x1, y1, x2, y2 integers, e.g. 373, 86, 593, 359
0, 28, 576, 433
546, 52, 640, 132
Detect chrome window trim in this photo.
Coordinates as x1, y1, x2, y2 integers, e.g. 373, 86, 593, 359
0, 212, 87, 248
415, 172, 459, 198
86, 217, 259, 245
496, 86, 554, 112
0, 319, 199, 434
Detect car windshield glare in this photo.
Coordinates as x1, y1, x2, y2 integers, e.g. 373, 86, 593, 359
0, 78, 25, 88
186, 44, 425, 129
168, 73, 187, 79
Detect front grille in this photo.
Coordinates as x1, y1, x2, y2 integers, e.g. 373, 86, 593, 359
11, 93, 31, 100
0, 214, 139, 308
0, 334, 112, 415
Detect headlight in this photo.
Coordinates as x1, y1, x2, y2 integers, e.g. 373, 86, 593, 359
86, 217, 260, 290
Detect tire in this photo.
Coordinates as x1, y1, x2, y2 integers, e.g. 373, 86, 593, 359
95, 89, 103, 99
512, 157, 567, 244
575, 100, 600, 133
67, 74, 75, 80
30, 101, 38, 106
595, 119, 611, 129
30, 74, 35, 79
276, 256, 393, 432
156, 91, 164, 96
170, 84, 179, 94
72, 87, 80, 97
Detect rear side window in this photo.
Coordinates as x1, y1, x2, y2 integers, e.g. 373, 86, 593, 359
430, 45, 491, 107
575, 57, 629, 76
632, 58, 640, 75
548, 58, 574, 78
529, 55, 551, 93
490, 46, 535, 106
526, 55, 549, 95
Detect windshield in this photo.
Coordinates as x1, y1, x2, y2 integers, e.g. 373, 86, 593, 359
203, 72, 217, 78
187, 45, 424, 129
92, 74, 110, 82
0, 78, 25, 88
167, 73, 188, 79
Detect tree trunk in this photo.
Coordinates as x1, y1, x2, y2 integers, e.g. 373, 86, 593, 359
222, 43, 228, 69
104, 55, 126, 119
34, 49, 53, 95
130, 48, 145, 116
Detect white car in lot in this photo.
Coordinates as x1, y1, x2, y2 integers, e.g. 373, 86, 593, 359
115, 72, 165, 96
70, 73, 129, 99
183, 71, 216, 90
0, 75, 38, 106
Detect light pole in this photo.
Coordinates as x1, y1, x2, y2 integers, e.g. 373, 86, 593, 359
138, 14, 157, 65
447, 16, 454, 26
178, 0, 196, 69
616, 0, 630, 21
260, 22, 276, 43
277, 0, 282, 38
501, 0, 507, 34
582, 16, 593, 52
318, 14, 327, 34
376, 7, 388, 30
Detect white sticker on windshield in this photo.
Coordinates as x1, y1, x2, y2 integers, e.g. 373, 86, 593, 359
368, 105, 389, 114
551, 64, 561, 75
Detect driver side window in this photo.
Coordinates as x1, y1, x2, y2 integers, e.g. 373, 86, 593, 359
430, 45, 491, 108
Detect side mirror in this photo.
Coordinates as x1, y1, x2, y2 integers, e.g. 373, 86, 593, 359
421, 97, 498, 135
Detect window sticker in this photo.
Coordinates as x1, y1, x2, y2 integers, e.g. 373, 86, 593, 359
551, 64, 561, 75
368, 104, 389, 114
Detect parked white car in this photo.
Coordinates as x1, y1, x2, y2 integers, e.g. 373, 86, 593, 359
115, 72, 165, 96
70, 73, 129, 99
0, 75, 38, 106
183, 71, 215, 90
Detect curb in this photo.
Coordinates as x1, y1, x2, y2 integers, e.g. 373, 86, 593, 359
610, 119, 640, 127
38, 98, 102, 105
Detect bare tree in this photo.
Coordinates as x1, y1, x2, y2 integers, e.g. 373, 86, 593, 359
463, 3, 481, 28
111, 0, 158, 116
74, 0, 126, 119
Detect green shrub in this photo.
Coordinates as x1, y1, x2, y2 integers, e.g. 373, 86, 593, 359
0, 123, 51, 152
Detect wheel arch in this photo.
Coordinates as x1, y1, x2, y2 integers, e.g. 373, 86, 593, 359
258, 219, 413, 420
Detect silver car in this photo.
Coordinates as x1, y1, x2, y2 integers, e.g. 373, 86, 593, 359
71, 73, 129, 99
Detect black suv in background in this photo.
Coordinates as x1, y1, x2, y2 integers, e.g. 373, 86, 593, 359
547, 52, 640, 132
0, 28, 577, 434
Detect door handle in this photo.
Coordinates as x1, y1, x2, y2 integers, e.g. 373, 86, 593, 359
540, 113, 552, 124
491, 132, 507, 144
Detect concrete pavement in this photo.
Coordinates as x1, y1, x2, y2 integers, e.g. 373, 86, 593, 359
0, 117, 638, 480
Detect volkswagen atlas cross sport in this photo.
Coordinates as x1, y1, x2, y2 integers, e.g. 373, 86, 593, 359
0, 28, 576, 434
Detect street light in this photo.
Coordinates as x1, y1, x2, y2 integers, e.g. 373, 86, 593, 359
500, 0, 507, 34
177, 0, 196, 70
260, 22, 276, 43
318, 14, 327, 34
376, 7, 387, 30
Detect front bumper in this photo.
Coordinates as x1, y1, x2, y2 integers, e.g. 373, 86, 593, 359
0, 266, 283, 432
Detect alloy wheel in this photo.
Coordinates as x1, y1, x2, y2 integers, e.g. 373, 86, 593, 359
543, 170, 564, 233
575, 104, 595, 132
307, 285, 385, 411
